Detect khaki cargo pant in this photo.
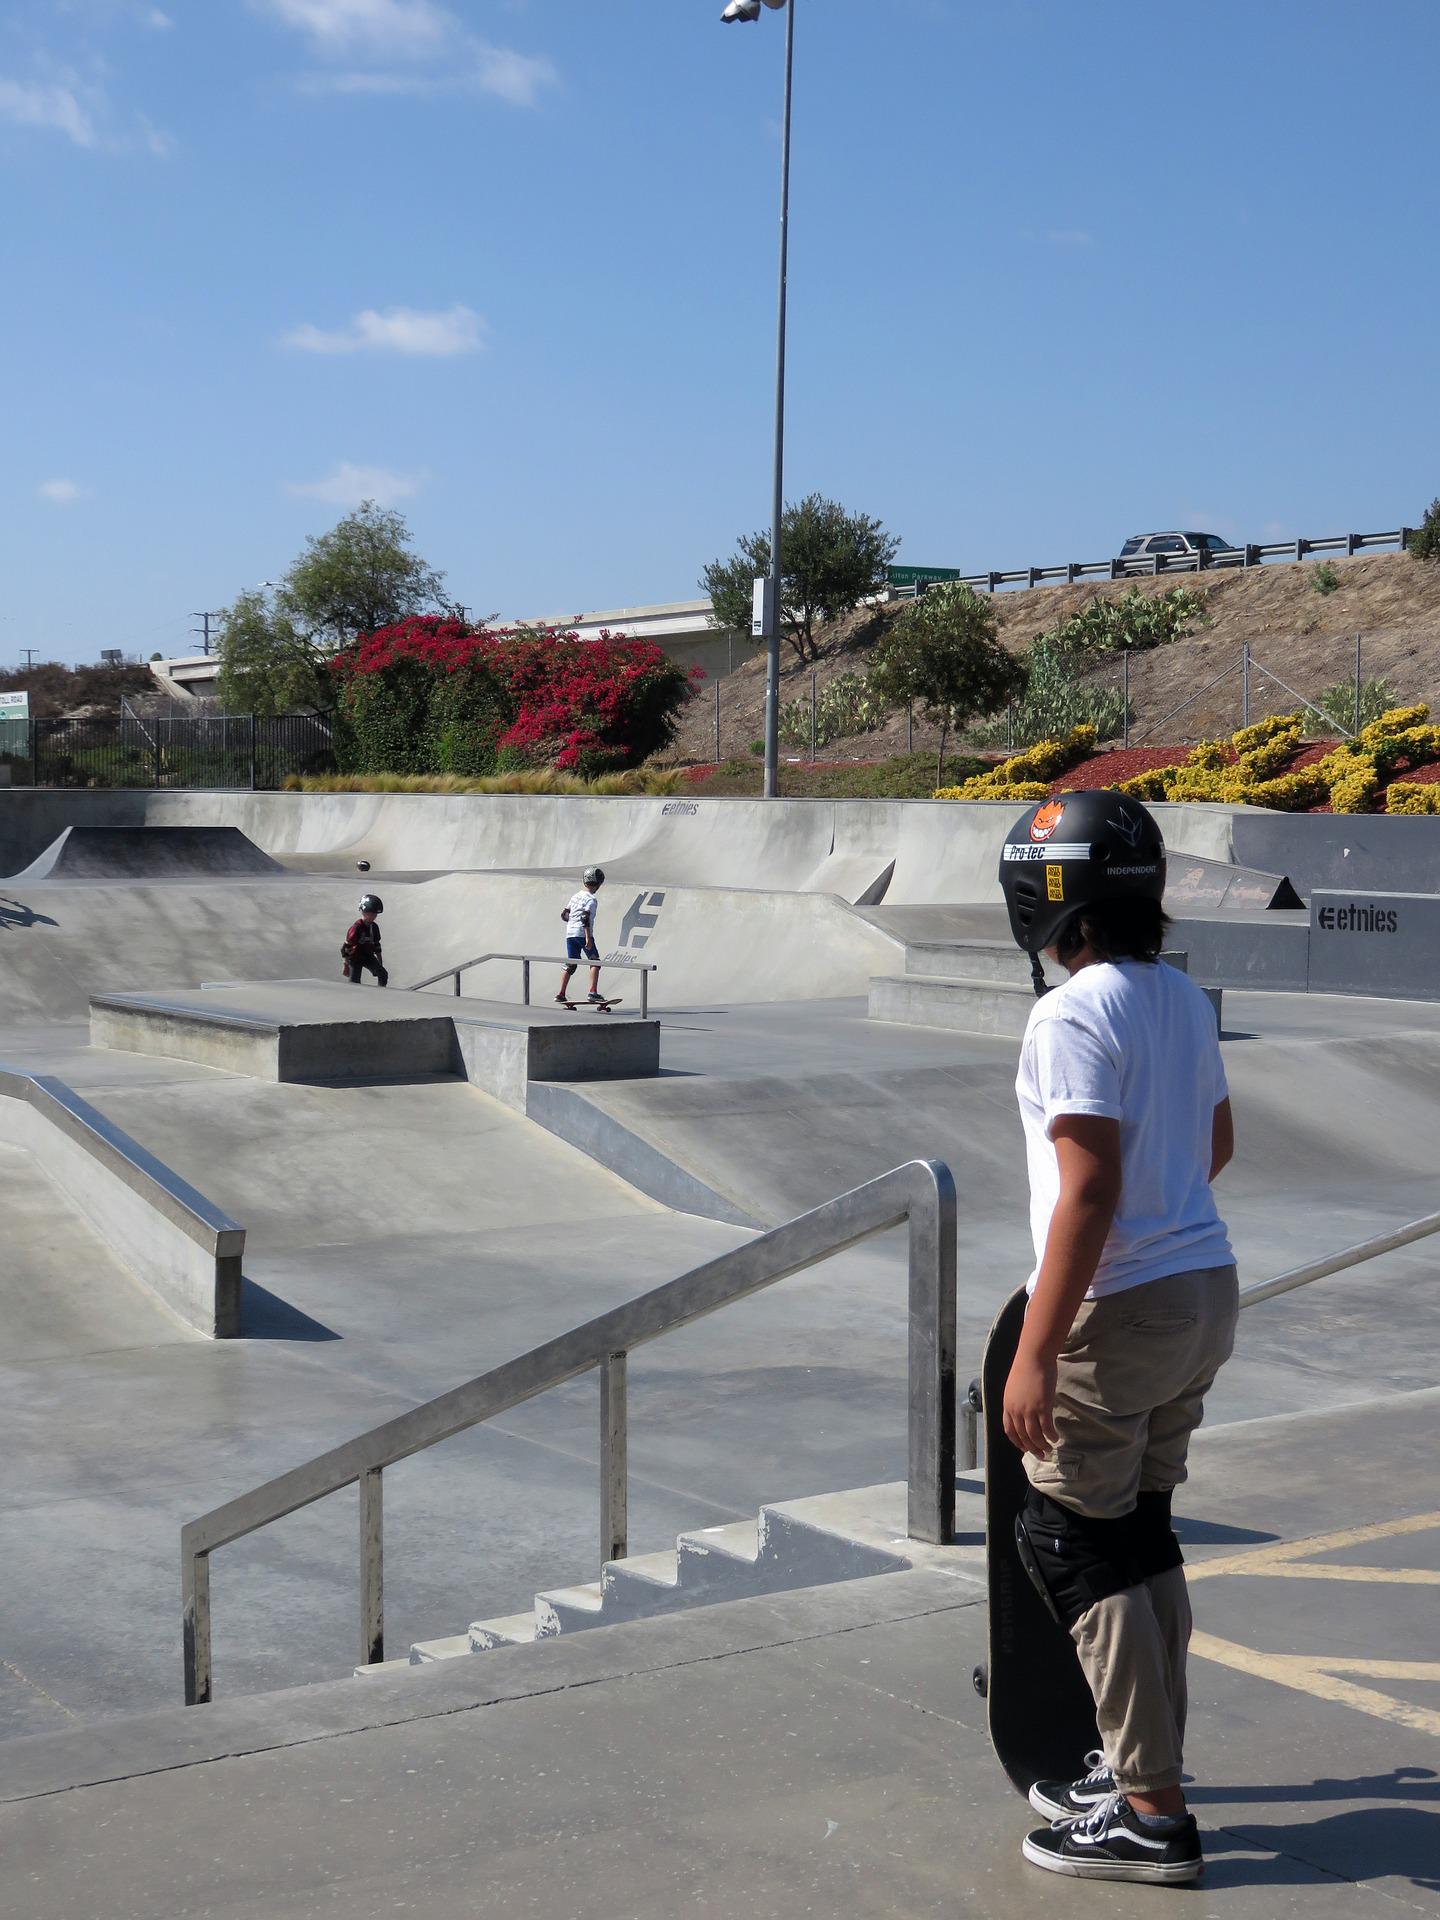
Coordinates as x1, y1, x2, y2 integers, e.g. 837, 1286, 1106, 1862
1022, 1264, 1239, 1795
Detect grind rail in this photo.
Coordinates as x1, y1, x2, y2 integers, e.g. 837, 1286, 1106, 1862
181, 1158, 957, 1706
410, 950, 658, 1018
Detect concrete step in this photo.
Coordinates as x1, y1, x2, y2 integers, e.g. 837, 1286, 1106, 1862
904, 940, 1061, 986
869, 973, 1036, 1038
407, 1633, 473, 1665
873, 958, 1221, 1038
469, 1613, 541, 1652
469, 1491, 920, 1658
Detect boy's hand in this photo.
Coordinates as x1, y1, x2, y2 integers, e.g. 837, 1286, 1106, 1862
1003, 1347, 1059, 1459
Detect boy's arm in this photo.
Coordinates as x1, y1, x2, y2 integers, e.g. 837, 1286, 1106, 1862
1210, 1096, 1234, 1181
1004, 1114, 1122, 1459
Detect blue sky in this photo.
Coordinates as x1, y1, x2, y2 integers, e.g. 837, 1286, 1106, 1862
2, 0, 1436, 666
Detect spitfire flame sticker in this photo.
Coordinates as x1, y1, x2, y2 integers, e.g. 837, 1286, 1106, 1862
1029, 800, 1065, 843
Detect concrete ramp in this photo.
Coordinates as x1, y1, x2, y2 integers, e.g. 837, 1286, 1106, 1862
11, 825, 281, 882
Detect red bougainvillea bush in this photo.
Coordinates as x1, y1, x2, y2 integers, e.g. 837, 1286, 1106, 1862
331, 618, 695, 778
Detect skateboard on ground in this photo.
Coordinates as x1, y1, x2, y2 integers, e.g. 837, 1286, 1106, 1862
555, 997, 623, 1014
971, 1283, 1100, 1797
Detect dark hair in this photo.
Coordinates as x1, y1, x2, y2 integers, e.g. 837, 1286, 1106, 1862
1055, 898, 1171, 965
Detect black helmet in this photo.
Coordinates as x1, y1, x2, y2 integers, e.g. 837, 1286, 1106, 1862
359, 893, 383, 914
582, 865, 605, 886
998, 791, 1164, 954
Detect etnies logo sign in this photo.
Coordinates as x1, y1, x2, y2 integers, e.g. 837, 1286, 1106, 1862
1318, 904, 1399, 934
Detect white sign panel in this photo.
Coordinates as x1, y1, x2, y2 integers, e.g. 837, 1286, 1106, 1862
0, 691, 29, 718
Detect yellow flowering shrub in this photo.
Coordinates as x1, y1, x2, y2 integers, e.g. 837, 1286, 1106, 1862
936, 708, 1440, 812
933, 725, 1097, 800
1386, 782, 1440, 815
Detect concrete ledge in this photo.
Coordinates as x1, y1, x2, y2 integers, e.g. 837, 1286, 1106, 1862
91, 981, 661, 1110
0, 1068, 244, 1338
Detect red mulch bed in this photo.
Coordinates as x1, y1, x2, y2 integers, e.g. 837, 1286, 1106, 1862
1049, 747, 1195, 792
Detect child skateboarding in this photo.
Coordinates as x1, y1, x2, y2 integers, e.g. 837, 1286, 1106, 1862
556, 866, 606, 1005
993, 791, 1236, 1885
341, 894, 388, 986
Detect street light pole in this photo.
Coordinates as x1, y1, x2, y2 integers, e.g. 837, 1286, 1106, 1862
763, 0, 795, 801
725, 0, 794, 800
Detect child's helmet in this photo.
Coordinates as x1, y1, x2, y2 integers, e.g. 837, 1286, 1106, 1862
583, 866, 605, 886
356, 859, 371, 872
359, 893, 384, 914
998, 791, 1164, 954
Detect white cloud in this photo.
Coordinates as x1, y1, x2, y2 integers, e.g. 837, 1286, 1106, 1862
0, 74, 98, 147
142, 7, 175, 27
287, 462, 425, 508
38, 479, 87, 505
260, 0, 557, 108
260, 0, 452, 60
283, 303, 485, 357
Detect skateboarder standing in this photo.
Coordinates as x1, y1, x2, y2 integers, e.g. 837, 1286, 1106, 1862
342, 894, 388, 986
996, 791, 1236, 1884
556, 866, 606, 1005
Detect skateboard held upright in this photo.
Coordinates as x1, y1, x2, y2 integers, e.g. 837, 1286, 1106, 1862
973, 1284, 1099, 1796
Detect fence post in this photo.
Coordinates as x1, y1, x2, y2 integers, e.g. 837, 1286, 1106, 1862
1241, 644, 1250, 727
810, 669, 817, 761
1354, 635, 1362, 738
1122, 652, 1130, 750
28, 714, 37, 787
906, 702, 913, 754
249, 715, 258, 792
1006, 702, 1014, 752
714, 680, 721, 763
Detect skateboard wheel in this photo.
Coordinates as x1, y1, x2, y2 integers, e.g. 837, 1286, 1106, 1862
965, 1379, 983, 1413
971, 1663, 988, 1698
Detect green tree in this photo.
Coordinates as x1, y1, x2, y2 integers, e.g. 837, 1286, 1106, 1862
1409, 496, 1440, 563
868, 583, 1027, 784
215, 590, 332, 716
281, 500, 448, 645
701, 493, 898, 665
217, 502, 449, 715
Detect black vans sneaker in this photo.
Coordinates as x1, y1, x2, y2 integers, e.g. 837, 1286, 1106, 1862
1022, 1791, 1203, 1884
1028, 1749, 1114, 1821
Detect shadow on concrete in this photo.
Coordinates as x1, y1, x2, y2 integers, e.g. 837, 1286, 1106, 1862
1173, 1515, 1278, 1547
240, 1276, 339, 1342
0, 895, 58, 932
1205, 1803, 1440, 1893
1192, 1768, 1440, 1807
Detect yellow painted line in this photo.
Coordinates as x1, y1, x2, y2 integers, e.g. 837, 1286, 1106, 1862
1187, 1510, 1440, 1583
1190, 1630, 1440, 1739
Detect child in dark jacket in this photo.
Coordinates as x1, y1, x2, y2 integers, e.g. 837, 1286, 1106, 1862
342, 894, 388, 986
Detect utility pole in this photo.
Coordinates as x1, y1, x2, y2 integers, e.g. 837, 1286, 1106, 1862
21, 648, 37, 671
191, 612, 222, 657
454, 604, 471, 624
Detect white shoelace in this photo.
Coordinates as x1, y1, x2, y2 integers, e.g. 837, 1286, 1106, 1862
1076, 1751, 1111, 1789
1057, 1789, 1126, 1838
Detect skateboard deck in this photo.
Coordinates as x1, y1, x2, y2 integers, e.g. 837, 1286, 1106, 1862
972, 1283, 1100, 1796
556, 997, 623, 1014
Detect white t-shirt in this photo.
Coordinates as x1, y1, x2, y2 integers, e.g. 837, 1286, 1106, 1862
565, 890, 598, 945
1016, 959, 1233, 1299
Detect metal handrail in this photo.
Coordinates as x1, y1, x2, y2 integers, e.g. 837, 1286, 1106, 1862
889, 526, 1412, 599
1239, 1207, 1440, 1310
181, 1157, 957, 1705
409, 950, 658, 1019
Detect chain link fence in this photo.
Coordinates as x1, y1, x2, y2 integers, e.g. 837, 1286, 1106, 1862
0, 713, 337, 790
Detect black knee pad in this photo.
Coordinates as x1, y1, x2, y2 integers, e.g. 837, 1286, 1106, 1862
1015, 1491, 1144, 1631
1132, 1489, 1184, 1580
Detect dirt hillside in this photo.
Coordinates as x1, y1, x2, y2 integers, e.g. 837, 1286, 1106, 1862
661, 552, 1440, 766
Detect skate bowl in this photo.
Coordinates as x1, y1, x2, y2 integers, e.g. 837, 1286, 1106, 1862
10, 825, 282, 883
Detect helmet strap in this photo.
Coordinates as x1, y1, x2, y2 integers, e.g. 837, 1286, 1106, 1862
1030, 952, 1051, 999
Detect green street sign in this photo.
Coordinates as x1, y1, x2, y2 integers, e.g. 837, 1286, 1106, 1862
888, 564, 962, 587
0, 691, 30, 719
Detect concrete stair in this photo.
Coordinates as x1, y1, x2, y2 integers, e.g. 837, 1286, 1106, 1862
869, 943, 1219, 1037
362, 1483, 972, 1676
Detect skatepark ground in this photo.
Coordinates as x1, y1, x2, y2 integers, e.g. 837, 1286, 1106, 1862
0, 792, 1437, 1916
